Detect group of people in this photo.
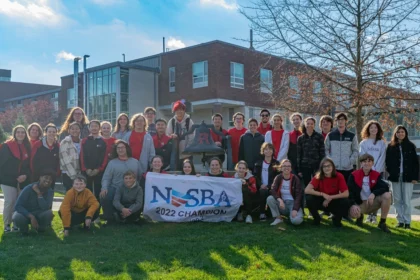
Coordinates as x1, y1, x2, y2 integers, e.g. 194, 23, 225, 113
0, 100, 418, 236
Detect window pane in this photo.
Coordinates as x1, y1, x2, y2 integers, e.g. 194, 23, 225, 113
97, 76, 103, 96
103, 75, 109, 95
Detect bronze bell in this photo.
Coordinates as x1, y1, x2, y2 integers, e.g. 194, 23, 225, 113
182, 121, 225, 156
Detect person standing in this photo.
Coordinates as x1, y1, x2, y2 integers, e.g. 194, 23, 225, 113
325, 112, 359, 182
112, 113, 131, 140
288, 113, 303, 173
228, 112, 247, 165
265, 114, 290, 162
359, 120, 387, 223
123, 113, 155, 177
206, 157, 230, 178
101, 121, 117, 160
59, 122, 82, 191
239, 118, 265, 171
27, 123, 43, 147
209, 113, 229, 164
319, 115, 334, 140
0, 125, 31, 233
59, 107, 90, 141
257, 109, 272, 135
386, 125, 419, 229
144, 107, 157, 137
153, 119, 173, 170
253, 143, 280, 221
80, 120, 108, 200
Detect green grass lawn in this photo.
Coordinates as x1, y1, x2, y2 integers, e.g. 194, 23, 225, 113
0, 215, 419, 280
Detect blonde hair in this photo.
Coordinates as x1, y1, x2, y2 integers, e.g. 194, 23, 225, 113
130, 113, 148, 131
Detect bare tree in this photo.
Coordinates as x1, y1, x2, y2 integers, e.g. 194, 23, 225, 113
241, 0, 420, 135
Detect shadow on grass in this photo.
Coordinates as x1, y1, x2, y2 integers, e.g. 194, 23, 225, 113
0, 214, 419, 279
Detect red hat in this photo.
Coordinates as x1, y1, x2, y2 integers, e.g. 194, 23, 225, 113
172, 100, 186, 112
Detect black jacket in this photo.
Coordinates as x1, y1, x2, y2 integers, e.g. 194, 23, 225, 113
80, 136, 108, 173
386, 140, 419, 182
253, 158, 280, 189
348, 169, 389, 205
31, 138, 60, 182
238, 131, 265, 170
0, 143, 31, 188
297, 131, 326, 173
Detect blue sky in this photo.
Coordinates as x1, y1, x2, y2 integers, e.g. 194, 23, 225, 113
0, 0, 250, 85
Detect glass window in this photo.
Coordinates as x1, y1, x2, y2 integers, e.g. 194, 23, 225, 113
288, 76, 300, 99
169, 67, 176, 92
120, 69, 129, 93
96, 75, 103, 96
313, 81, 322, 102
230, 62, 244, 89
53, 100, 59, 111
192, 61, 208, 88
260, 69, 272, 93
228, 108, 234, 127
67, 88, 76, 109
51, 92, 58, 99
103, 75, 109, 95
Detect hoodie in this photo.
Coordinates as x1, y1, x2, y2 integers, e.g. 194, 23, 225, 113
234, 172, 257, 193
359, 139, 386, 173
31, 138, 60, 182
166, 113, 194, 160
113, 181, 144, 214
238, 130, 265, 170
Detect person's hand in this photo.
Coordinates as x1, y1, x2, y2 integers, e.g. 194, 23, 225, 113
30, 216, 39, 230
241, 179, 246, 185
278, 199, 285, 210
85, 218, 92, 228
412, 180, 418, 184
367, 193, 375, 206
260, 184, 268, 190
86, 169, 93, 177
215, 141, 222, 146
322, 199, 330, 208
349, 205, 361, 219
291, 210, 298, 218
17, 175, 27, 183
91, 169, 99, 177
322, 193, 331, 201
298, 172, 303, 178
63, 229, 69, 237
32, 184, 41, 196
100, 189, 108, 199
171, 134, 178, 139
122, 208, 131, 218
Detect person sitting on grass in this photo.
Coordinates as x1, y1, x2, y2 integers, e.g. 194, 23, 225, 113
12, 169, 55, 235
206, 157, 230, 178
234, 161, 258, 224
305, 158, 350, 228
113, 171, 144, 224
267, 159, 303, 226
347, 154, 392, 233
59, 175, 99, 237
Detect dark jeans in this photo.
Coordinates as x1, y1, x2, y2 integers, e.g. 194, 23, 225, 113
306, 195, 350, 225
241, 186, 259, 216
100, 187, 117, 221
259, 188, 270, 214
84, 172, 104, 200
337, 169, 353, 183
62, 173, 73, 192
12, 210, 53, 233
114, 209, 142, 223
58, 209, 99, 228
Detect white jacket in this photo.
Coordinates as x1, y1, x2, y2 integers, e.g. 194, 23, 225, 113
265, 130, 290, 162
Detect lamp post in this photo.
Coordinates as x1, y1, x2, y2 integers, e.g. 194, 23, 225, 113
73, 57, 82, 107
83, 55, 90, 114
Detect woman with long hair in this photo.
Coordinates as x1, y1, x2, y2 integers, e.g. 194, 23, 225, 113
234, 160, 257, 224
59, 107, 89, 141
267, 159, 303, 226
359, 120, 387, 224
305, 158, 350, 227
59, 122, 82, 191
181, 159, 197, 175
31, 123, 60, 183
206, 157, 230, 178
253, 142, 280, 221
27, 123, 43, 147
265, 114, 290, 162
122, 113, 155, 177
140, 155, 168, 190
386, 125, 419, 229
0, 125, 31, 232
112, 113, 131, 140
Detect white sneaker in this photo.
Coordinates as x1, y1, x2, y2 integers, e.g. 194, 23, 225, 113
259, 214, 267, 221
94, 217, 101, 224
4, 225, 11, 233
245, 215, 253, 224
365, 215, 372, 223
370, 215, 377, 224
270, 218, 283, 226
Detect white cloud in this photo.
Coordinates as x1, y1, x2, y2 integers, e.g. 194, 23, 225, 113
6, 61, 63, 85
55, 50, 79, 63
199, 0, 238, 10
90, 0, 123, 5
167, 37, 186, 50
0, 0, 66, 27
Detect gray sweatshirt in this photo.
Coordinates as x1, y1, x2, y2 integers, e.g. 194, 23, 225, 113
359, 139, 386, 173
113, 181, 144, 213
101, 158, 139, 191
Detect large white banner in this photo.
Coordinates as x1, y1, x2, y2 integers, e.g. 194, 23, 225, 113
143, 173, 243, 222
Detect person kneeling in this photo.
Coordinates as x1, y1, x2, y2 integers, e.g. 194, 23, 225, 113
112, 171, 144, 224
234, 161, 258, 224
348, 154, 392, 233
12, 169, 55, 235
59, 175, 99, 237
267, 159, 303, 226
305, 158, 350, 227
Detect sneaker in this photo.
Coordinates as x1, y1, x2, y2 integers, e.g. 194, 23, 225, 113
405, 224, 411, 230
378, 222, 391, 233
321, 211, 331, 217
237, 212, 244, 222
396, 223, 404, 228
370, 215, 377, 224
270, 218, 283, 226
245, 215, 253, 224
356, 215, 364, 227
364, 214, 372, 223
93, 217, 101, 224
4, 225, 11, 233
12, 225, 19, 232
259, 214, 267, 221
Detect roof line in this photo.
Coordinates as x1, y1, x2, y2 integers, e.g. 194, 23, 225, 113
4, 87, 61, 102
